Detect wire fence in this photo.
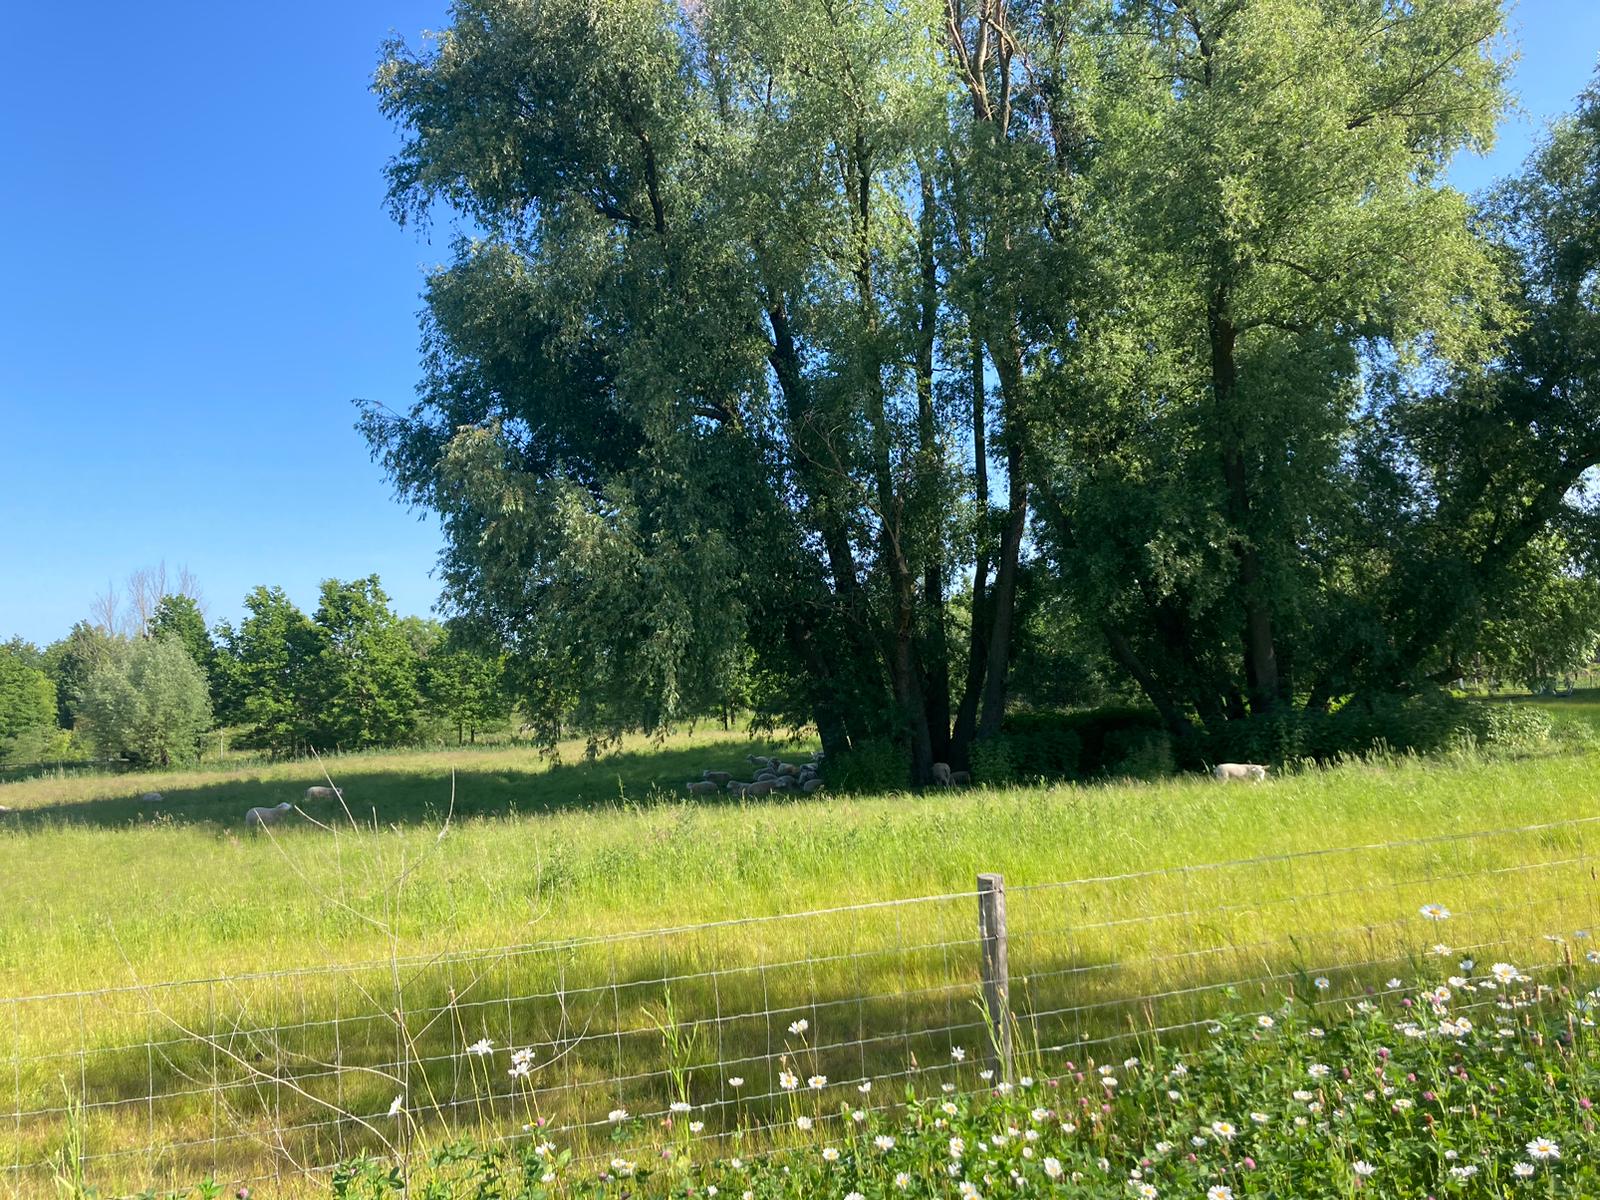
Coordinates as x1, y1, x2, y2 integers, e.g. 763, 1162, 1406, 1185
4, 811, 1598, 1198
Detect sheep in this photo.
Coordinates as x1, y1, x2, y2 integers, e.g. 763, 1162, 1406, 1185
778, 763, 800, 777
773, 775, 796, 789
139, 791, 162, 803
304, 785, 343, 801
685, 780, 719, 795
754, 770, 778, 783
747, 780, 774, 797
1212, 762, 1268, 782
726, 780, 753, 796
951, 770, 971, 785
930, 762, 954, 787
703, 770, 732, 786
747, 755, 773, 768
245, 802, 295, 829
800, 778, 825, 793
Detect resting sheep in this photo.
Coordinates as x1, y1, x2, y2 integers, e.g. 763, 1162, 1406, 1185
140, 791, 162, 803
747, 780, 774, 797
685, 780, 719, 795
245, 801, 295, 829
304, 785, 342, 801
747, 755, 773, 769
800, 777, 825, 793
703, 770, 732, 786
1212, 762, 1268, 782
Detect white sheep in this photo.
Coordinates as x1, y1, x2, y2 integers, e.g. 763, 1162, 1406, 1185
951, 770, 971, 785
930, 762, 954, 787
747, 780, 774, 797
1212, 762, 1268, 782
685, 780, 719, 795
139, 791, 162, 803
703, 770, 732, 785
245, 802, 295, 829
800, 778, 825, 793
747, 755, 773, 768
303, 785, 343, 801
778, 763, 800, 777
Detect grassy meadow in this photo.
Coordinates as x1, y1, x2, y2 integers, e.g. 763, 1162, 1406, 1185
3, 708, 1599, 1195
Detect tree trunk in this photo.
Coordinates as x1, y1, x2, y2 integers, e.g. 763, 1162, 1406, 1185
977, 344, 1027, 739
1210, 293, 1280, 712
916, 169, 953, 765
950, 329, 992, 770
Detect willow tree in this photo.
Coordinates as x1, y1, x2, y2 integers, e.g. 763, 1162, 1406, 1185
1021, 0, 1515, 737
363, 0, 1067, 778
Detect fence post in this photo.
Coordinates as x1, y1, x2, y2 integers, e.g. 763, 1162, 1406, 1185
977, 872, 1013, 1081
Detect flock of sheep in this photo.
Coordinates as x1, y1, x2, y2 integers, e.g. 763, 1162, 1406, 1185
126, 786, 340, 829
685, 752, 828, 798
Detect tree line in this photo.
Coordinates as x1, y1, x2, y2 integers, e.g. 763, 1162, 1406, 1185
0, 574, 514, 768
360, 0, 1600, 781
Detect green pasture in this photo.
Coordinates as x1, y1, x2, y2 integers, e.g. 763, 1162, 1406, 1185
2, 720, 1598, 1195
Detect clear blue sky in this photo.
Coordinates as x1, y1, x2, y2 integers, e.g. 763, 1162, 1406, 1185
1, 1, 1596, 647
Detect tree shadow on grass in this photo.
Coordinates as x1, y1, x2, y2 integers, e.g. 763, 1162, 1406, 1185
1, 740, 819, 832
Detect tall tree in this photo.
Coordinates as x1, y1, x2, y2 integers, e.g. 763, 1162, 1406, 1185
0, 643, 57, 764
79, 637, 213, 767
364, 0, 1048, 780
226, 586, 321, 754
303, 576, 423, 749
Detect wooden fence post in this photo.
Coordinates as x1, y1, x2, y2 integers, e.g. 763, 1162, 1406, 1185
977, 872, 1013, 1081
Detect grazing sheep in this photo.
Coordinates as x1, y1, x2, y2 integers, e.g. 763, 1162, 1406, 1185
685, 780, 719, 795
727, 780, 753, 796
303, 785, 342, 801
245, 802, 295, 829
951, 770, 971, 785
1212, 762, 1268, 782
703, 770, 732, 786
800, 778, 825, 793
139, 791, 162, 803
930, 762, 954, 787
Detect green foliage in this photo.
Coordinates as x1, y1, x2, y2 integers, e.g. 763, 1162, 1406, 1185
421, 633, 512, 745
79, 636, 213, 767
1474, 702, 1553, 750
303, 576, 422, 750
225, 586, 321, 754
149, 595, 214, 677
829, 738, 909, 795
43, 621, 120, 729
968, 735, 1017, 787
0, 643, 58, 764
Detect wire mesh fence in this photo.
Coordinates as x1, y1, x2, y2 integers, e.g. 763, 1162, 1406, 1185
5, 811, 1598, 1197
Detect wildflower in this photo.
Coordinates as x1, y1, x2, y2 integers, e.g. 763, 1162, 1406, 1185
1493, 962, 1522, 984
1250, 1112, 1269, 1124
1308, 1064, 1331, 1079
1419, 904, 1451, 921
607, 1108, 629, 1123
1043, 1157, 1064, 1180
670, 1101, 692, 1114
507, 1060, 532, 1079
1208, 1188, 1234, 1200
466, 1038, 494, 1056
1211, 1121, 1237, 1140
795, 1116, 814, 1132
1136, 1185, 1158, 1198
1430, 943, 1452, 956
1257, 1015, 1275, 1029
808, 1074, 828, 1090
858, 1081, 872, 1094
820, 1146, 840, 1163
1314, 977, 1330, 990
387, 1095, 404, 1118
949, 1136, 965, 1159
845, 1193, 864, 1200
952, 1046, 967, 1062
874, 1135, 896, 1152
978, 1069, 994, 1081
894, 1173, 911, 1189
958, 1183, 980, 1200
728, 1076, 744, 1088
1353, 1161, 1376, 1178
1513, 1163, 1536, 1178
1448, 1165, 1478, 1180
779, 1071, 799, 1091
1526, 1138, 1560, 1161
1386, 978, 1403, 989
788, 1019, 809, 1035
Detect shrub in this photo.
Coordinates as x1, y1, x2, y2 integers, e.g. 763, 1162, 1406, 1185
969, 735, 1018, 786
1001, 707, 1163, 779
79, 636, 213, 767
1102, 726, 1176, 779
829, 738, 909, 794
1475, 702, 1553, 749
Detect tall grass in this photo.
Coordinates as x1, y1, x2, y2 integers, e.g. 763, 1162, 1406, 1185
2, 727, 1598, 1196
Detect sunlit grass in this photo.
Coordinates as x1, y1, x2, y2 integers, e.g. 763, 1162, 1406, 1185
2, 723, 1597, 1195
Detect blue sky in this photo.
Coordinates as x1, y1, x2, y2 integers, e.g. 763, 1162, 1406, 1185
1, 2, 1596, 647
